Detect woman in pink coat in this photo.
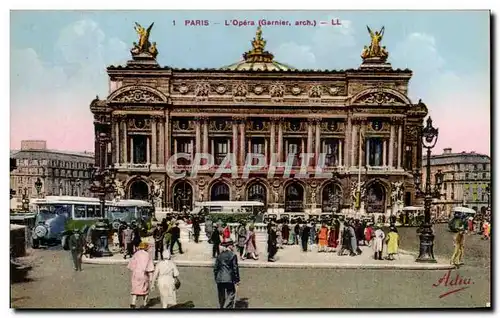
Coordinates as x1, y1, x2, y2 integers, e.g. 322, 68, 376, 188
127, 241, 155, 308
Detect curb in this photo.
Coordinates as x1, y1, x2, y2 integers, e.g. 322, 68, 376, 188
82, 257, 454, 270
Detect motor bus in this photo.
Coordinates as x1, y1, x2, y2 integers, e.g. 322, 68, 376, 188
29, 196, 112, 248
107, 199, 154, 232
448, 206, 476, 232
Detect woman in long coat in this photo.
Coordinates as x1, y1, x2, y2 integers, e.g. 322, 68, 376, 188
317, 223, 329, 252
244, 225, 258, 260
328, 221, 339, 251
127, 241, 155, 308
151, 250, 180, 308
385, 227, 400, 260
281, 222, 289, 246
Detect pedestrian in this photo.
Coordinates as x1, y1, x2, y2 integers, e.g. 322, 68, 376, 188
214, 238, 240, 309
123, 225, 134, 259
317, 222, 329, 252
164, 218, 173, 249
267, 222, 278, 262
127, 241, 155, 309
348, 221, 361, 255
385, 227, 400, 261
211, 224, 222, 258
192, 216, 201, 243
222, 224, 231, 243
293, 222, 300, 245
236, 222, 247, 258
150, 250, 180, 308
328, 220, 340, 252
482, 221, 490, 240
451, 227, 465, 267
170, 222, 184, 255
364, 223, 373, 246
152, 224, 165, 261
68, 228, 85, 271
282, 221, 289, 246
118, 222, 126, 252
244, 225, 259, 260
310, 221, 316, 246
373, 225, 385, 260
300, 222, 311, 252
205, 217, 214, 243
132, 223, 141, 253
276, 220, 283, 249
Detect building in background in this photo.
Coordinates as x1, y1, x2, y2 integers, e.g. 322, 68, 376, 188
10, 140, 95, 210
90, 26, 428, 217
422, 148, 491, 218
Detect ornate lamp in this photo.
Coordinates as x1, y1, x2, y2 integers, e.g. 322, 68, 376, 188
413, 117, 440, 263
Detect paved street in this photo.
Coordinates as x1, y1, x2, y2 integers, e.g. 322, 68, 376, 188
11, 224, 491, 309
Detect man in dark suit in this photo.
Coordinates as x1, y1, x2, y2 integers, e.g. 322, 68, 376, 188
267, 222, 278, 262
214, 239, 240, 309
68, 229, 85, 271
170, 222, 184, 255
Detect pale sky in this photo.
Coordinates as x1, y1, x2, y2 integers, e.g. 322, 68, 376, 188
10, 10, 490, 155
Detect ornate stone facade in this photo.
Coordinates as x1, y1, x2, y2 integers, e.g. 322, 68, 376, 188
89, 26, 428, 216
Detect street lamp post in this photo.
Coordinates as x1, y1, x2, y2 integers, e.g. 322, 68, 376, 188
413, 117, 444, 263
89, 132, 117, 257
34, 178, 43, 198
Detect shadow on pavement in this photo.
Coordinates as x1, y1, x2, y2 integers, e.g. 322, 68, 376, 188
235, 298, 249, 309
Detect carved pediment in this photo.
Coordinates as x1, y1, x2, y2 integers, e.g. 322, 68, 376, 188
351, 88, 410, 106
108, 85, 167, 104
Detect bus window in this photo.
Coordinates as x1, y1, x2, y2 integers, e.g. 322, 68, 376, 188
74, 205, 86, 219
87, 205, 97, 218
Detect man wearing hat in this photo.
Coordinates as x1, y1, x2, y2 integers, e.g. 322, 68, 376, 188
68, 228, 85, 271
214, 238, 240, 309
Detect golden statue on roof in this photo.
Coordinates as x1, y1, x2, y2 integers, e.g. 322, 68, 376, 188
243, 26, 274, 63
131, 22, 158, 58
362, 26, 388, 62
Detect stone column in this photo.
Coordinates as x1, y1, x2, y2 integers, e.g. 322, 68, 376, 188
277, 120, 283, 162
366, 138, 370, 167
338, 140, 343, 166
174, 139, 178, 154
151, 117, 157, 165
164, 113, 170, 164
239, 119, 246, 166
232, 119, 238, 161
130, 137, 134, 164
203, 118, 209, 154
344, 116, 351, 167
146, 137, 150, 164
114, 118, 120, 165
351, 124, 358, 167
270, 120, 276, 159
158, 120, 164, 165
315, 119, 321, 164
122, 119, 128, 164
389, 121, 395, 168
307, 119, 313, 154
397, 124, 403, 169
382, 140, 387, 166
264, 138, 268, 164
358, 123, 365, 168
195, 118, 202, 155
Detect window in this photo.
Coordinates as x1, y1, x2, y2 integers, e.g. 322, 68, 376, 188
368, 138, 383, 166
87, 205, 98, 218
483, 163, 487, 170
286, 139, 301, 166
465, 173, 469, 179
250, 138, 265, 165
214, 140, 229, 165
74, 205, 86, 219
132, 135, 148, 164
323, 139, 339, 166
405, 145, 413, 170
443, 183, 447, 190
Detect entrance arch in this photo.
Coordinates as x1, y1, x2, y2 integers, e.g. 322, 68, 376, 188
322, 182, 343, 213
284, 182, 304, 212
365, 182, 386, 214
129, 180, 149, 200
172, 181, 193, 212
247, 182, 267, 205
211, 182, 230, 201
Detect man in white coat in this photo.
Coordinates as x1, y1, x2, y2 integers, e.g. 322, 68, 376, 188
373, 226, 385, 260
